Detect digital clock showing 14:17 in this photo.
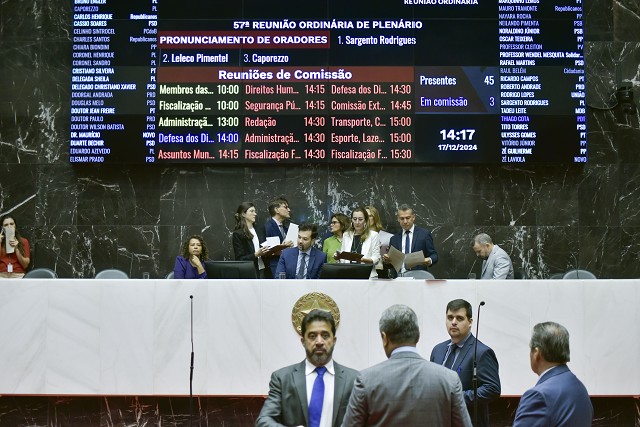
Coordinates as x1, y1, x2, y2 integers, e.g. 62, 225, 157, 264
440, 129, 476, 141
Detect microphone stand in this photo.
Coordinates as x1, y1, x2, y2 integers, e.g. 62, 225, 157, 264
473, 301, 485, 427
571, 252, 580, 279
189, 295, 194, 427
468, 256, 478, 279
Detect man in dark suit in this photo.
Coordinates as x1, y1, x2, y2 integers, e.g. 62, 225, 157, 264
342, 304, 471, 427
264, 197, 294, 277
256, 310, 358, 427
513, 322, 593, 426
430, 299, 501, 427
383, 204, 438, 276
276, 223, 326, 279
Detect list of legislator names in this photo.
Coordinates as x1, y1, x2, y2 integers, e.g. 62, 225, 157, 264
70, 0, 586, 164
497, 0, 586, 163
70, 0, 158, 163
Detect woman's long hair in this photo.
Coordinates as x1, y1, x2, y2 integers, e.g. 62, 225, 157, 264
365, 205, 383, 232
234, 202, 255, 240
180, 235, 208, 260
350, 207, 371, 242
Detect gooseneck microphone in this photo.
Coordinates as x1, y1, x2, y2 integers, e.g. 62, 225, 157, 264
473, 301, 485, 427
189, 295, 194, 427
571, 252, 580, 279
468, 256, 478, 278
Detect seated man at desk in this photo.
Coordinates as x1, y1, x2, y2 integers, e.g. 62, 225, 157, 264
276, 224, 326, 279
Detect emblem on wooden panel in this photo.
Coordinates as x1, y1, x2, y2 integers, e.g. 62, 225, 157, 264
291, 292, 340, 335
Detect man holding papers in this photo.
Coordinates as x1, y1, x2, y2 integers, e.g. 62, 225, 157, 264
264, 196, 295, 277
383, 204, 438, 277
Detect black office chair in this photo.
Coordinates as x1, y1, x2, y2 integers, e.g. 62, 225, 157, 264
513, 269, 527, 279
24, 268, 58, 278
95, 269, 129, 279
562, 269, 597, 279
402, 270, 435, 279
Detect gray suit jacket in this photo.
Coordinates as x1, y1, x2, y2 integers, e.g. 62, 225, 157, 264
481, 244, 514, 280
341, 350, 472, 427
256, 360, 358, 427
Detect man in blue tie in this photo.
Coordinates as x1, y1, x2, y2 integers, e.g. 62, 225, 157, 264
275, 224, 326, 280
383, 204, 438, 277
256, 310, 358, 427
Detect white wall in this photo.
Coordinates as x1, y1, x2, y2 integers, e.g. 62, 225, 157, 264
0, 279, 636, 396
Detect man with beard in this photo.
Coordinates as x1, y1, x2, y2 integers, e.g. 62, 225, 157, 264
275, 224, 326, 279
472, 233, 514, 280
256, 310, 358, 427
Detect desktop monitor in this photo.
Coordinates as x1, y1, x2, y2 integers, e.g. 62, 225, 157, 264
319, 263, 372, 280
205, 261, 257, 279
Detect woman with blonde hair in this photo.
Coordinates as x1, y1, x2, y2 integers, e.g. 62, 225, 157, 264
339, 207, 381, 278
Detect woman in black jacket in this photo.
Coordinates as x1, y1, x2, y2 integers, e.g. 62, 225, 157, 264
232, 202, 270, 278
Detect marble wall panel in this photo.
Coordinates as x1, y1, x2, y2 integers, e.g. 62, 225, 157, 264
614, 0, 640, 41
0, 395, 637, 427
585, 0, 614, 41
620, 226, 640, 278
619, 164, 640, 227
580, 226, 622, 278
578, 165, 620, 228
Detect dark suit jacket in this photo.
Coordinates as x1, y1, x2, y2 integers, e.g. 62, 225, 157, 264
232, 228, 269, 276
342, 350, 471, 427
513, 364, 593, 426
275, 247, 326, 279
264, 218, 289, 278
255, 360, 358, 427
388, 226, 438, 276
430, 334, 501, 427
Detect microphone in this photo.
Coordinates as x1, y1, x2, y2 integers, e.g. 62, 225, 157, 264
571, 252, 580, 279
473, 301, 485, 427
189, 295, 194, 427
468, 256, 478, 279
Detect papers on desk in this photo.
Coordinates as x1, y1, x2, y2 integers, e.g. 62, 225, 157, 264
386, 245, 426, 272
